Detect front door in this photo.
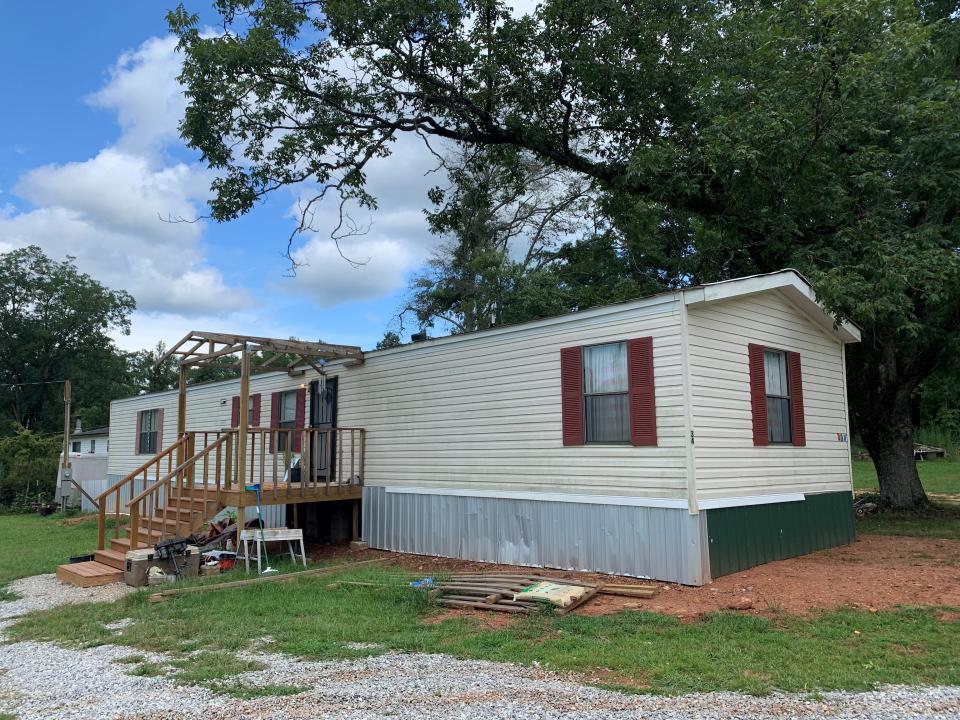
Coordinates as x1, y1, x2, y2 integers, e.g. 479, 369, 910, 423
309, 376, 337, 482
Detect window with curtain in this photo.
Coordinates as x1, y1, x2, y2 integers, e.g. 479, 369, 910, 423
277, 390, 298, 451
138, 409, 160, 454
764, 349, 792, 443
583, 342, 630, 443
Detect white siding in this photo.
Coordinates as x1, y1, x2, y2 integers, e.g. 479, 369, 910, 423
110, 295, 688, 499
334, 295, 687, 498
107, 372, 309, 478
686, 290, 853, 500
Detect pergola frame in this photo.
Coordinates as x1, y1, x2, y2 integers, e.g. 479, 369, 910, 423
155, 331, 364, 487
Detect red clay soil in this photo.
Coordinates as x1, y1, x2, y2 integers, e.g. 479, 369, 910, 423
308, 534, 960, 619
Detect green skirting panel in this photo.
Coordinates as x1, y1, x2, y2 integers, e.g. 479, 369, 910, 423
706, 491, 856, 578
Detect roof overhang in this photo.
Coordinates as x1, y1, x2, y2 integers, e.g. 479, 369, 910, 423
682, 270, 861, 344
155, 331, 364, 374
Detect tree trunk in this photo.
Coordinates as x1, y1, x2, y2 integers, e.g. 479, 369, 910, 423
848, 341, 930, 511
861, 408, 928, 510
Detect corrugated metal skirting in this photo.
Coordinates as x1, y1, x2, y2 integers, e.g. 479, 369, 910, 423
363, 486, 710, 585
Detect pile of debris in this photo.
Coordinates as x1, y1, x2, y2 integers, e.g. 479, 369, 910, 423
427, 572, 658, 614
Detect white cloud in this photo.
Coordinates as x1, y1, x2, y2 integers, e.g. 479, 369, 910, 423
1, 148, 249, 315
0, 36, 252, 318
290, 236, 416, 307
284, 132, 446, 305
86, 35, 187, 155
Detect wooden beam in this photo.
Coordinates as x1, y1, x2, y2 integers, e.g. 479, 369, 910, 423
181, 343, 245, 366
155, 332, 199, 367
237, 345, 250, 490
147, 558, 387, 602
176, 364, 187, 466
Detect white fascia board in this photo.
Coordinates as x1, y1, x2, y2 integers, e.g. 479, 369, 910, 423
383, 486, 689, 509
381, 486, 806, 511
683, 270, 860, 344
697, 493, 805, 510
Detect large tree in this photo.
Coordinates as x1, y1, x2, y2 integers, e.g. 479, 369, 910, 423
169, 0, 960, 509
0, 246, 135, 434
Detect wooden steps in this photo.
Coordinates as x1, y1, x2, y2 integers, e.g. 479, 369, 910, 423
94, 548, 127, 570
56, 561, 124, 588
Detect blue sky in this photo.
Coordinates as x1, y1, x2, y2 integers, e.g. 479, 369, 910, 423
0, 1, 444, 352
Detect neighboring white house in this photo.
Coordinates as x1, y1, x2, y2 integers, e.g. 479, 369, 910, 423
58, 423, 110, 511
107, 270, 860, 584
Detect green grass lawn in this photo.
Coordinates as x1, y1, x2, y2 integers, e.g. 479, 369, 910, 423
2, 515, 959, 696
852, 458, 960, 539
852, 458, 960, 495
4, 564, 958, 696
856, 502, 960, 540
0, 513, 102, 586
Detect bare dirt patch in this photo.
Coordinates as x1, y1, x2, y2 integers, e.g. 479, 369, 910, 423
308, 534, 960, 618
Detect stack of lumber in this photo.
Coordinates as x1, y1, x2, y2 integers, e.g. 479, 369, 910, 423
431, 572, 658, 614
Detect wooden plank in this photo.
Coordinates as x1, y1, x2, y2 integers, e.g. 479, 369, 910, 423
556, 586, 601, 615
147, 557, 386, 602
437, 598, 529, 614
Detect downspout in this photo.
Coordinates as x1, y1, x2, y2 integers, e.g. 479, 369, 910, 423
678, 292, 699, 515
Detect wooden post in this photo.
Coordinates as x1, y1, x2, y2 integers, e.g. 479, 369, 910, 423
224, 431, 234, 491
177, 364, 187, 459
237, 345, 250, 488
236, 504, 245, 551
97, 500, 106, 551
60, 379, 72, 470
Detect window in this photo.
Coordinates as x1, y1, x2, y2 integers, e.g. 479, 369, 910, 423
583, 342, 630, 443
71, 441, 81, 453
138, 409, 160, 455
89, 439, 96, 454
276, 390, 298, 452
764, 349, 792, 443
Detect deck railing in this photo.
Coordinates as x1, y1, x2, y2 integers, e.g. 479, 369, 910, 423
96, 435, 188, 550
97, 426, 365, 550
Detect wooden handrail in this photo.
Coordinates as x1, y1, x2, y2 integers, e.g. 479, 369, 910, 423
97, 435, 188, 550
127, 433, 230, 506
125, 432, 232, 550
99, 425, 366, 553
95, 437, 185, 503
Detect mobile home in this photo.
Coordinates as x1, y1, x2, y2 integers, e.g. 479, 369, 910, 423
67, 270, 859, 587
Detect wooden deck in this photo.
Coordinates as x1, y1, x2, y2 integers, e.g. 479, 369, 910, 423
218, 482, 363, 507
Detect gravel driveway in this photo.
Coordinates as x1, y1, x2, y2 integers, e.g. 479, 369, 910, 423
1, 575, 958, 720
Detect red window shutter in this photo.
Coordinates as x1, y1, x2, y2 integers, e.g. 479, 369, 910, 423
230, 396, 240, 428
627, 337, 657, 446
748, 343, 769, 446
156, 408, 164, 450
293, 387, 306, 452
269, 392, 281, 453
251, 394, 261, 427
134, 410, 142, 454
560, 346, 585, 446
787, 351, 806, 447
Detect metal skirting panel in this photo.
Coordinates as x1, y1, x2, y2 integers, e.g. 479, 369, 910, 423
706, 490, 856, 577
363, 486, 710, 585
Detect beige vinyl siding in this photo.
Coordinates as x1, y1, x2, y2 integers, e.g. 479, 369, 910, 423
112, 295, 688, 498
687, 290, 852, 500
108, 372, 309, 478
333, 295, 688, 498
